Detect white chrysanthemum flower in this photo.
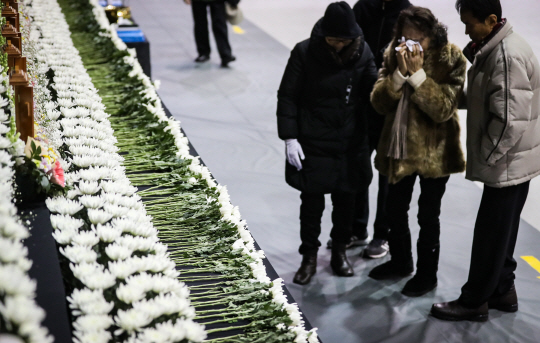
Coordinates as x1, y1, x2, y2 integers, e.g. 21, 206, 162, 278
78, 180, 101, 195
80, 271, 116, 290
68, 288, 105, 308
72, 330, 111, 343
87, 209, 113, 225
73, 314, 114, 333
78, 195, 104, 209
291, 326, 309, 343
181, 320, 207, 342
74, 299, 114, 316
0, 217, 29, 240
105, 244, 133, 261
0, 238, 27, 263
114, 309, 153, 333
46, 198, 83, 216
60, 246, 98, 264
108, 260, 138, 279
0, 265, 37, 296
103, 204, 130, 218
100, 180, 137, 196
0, 295, 45, 325
270, 279, 288, 305
50, 214, 85, 232
71, 230, 100, 247
94, 223, 121, 243
249, 261, 271, 284
284, 303, 304, 327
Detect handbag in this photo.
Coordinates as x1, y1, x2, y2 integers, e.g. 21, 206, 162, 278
224, 1, 243, 25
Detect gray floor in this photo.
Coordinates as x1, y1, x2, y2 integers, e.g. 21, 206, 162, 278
128, 1, 540, 342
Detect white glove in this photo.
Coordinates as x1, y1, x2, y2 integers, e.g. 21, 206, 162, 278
285, 139, 305, 171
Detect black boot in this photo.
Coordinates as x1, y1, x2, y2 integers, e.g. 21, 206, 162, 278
293, 254, 317, 285
330, 244, 354, 277
402, 242, 439, 297
369, 233, 413, 280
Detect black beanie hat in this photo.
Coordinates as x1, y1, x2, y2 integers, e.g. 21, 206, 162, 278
321, 2, 362, 39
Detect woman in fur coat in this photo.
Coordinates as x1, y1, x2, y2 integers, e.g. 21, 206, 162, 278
368, 6, 467, 297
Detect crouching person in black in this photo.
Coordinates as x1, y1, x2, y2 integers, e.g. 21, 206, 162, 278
277, 1, 378, 285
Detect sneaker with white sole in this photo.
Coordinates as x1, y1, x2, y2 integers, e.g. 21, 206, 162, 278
364, 239, 389, 258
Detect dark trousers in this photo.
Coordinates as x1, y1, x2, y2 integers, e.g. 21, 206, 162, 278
191, 1, 232, 59
460, 181, 530, 307
386, 173, 449, 245
299, 191, 356, 255
353, 135, 389, 239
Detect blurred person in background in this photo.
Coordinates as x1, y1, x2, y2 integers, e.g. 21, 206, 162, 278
369, 6, 467, 297
277, 2, 377, 285
183, 0, 236, 67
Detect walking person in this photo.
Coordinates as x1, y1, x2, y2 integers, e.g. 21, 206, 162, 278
183, 0, 236, 67
328, 0, 413, 259
431, 0, 540, 321
277, 2, 378, 285
368, 6, 467, 297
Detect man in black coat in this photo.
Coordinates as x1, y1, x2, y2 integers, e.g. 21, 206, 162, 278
332, 0, 412, 259
277, 2, 378, 285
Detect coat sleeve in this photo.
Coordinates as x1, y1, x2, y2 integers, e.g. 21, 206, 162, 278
370, 50, 403, 115
481, 54, 534, 165
360, 43, 378, 104
409, 45, 467, 123
277, 43, 305, 140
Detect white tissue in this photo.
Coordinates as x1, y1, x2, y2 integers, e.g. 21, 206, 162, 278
395, 37, 424, 52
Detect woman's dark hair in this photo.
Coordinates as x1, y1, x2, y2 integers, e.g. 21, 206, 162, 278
393, 6, 448, 50
455, 0, 502, 23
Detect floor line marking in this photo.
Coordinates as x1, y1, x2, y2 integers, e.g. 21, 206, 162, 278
521, 256, 540, 279
232, 25, 245, 34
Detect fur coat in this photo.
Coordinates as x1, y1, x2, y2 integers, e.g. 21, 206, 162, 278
370, 41, 467, 184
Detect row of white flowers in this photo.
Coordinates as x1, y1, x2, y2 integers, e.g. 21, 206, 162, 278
0, 65, 53, 341
87, 0, 318, 341
26, 0, 205, 342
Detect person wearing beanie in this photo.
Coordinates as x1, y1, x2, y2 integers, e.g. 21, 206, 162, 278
277, 2, 378, 285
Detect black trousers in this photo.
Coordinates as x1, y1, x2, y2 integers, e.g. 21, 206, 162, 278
191, 1, 232, 59
386, 173, 449, 245
299, 191, 356, 255
353, 134, 389, 240
460, 181, 530, 307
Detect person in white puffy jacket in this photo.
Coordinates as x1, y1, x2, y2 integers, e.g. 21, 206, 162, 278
431, 0, 540, 322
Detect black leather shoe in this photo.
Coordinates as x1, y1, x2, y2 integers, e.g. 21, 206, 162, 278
369, 260, 413, 280
194, 55, 210, 63
221, 55, 236, 67
431, 300, 488, 322
293, 254, 317, 285
330, 245, 354, 277
488, 284, 518, 312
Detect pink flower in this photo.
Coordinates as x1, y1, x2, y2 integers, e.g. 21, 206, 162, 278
49, 160, 65, 187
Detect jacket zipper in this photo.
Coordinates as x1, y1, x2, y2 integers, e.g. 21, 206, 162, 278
345, 78, 352, 104
486, 41, 509, 163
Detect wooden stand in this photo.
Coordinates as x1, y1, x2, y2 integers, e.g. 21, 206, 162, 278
15, 85, 34, 142
2, 0, 34, 141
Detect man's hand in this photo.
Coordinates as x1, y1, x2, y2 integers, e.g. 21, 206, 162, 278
285, 139, 305, 171
405, 44, 424, 74
396, 42, 408, 76
184, 0, 191, 5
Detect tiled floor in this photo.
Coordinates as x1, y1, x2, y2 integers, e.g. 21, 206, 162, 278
128, 1, 540, 342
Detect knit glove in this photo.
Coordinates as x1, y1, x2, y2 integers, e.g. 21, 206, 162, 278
285, 139, 305, 171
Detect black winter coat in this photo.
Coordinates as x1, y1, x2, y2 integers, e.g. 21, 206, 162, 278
353, 0, 412, 68
277, 21, 377, 194
353, 0, 412, 140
